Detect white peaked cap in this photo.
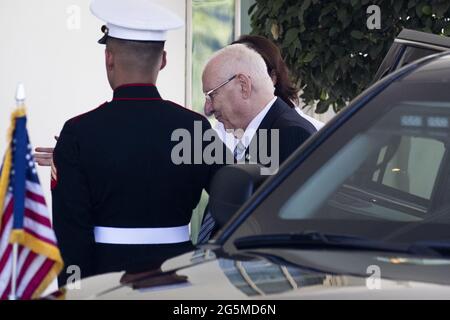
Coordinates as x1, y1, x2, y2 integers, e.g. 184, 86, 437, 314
90, 0, 184, 43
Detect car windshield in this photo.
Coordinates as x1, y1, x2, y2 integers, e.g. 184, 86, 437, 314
229, 74, 450, 249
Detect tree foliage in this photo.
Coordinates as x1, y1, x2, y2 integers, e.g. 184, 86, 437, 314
249, 0, 450, 113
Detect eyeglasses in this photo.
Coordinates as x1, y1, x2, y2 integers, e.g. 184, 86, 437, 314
204, 74, 237, 104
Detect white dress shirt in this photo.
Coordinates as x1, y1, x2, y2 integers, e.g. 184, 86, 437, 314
295, 107, 324, 130
232, 96, 277, 160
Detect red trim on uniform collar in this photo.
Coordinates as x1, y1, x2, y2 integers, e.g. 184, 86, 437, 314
166, 100, 207, 119
113, 83, 162, 101
114, 83, 156, 90
113, 97, 162, 101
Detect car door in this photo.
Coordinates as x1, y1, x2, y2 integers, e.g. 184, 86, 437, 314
372, 28, 450, 83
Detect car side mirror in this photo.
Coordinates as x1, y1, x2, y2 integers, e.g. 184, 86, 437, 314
208, 164, 267, 228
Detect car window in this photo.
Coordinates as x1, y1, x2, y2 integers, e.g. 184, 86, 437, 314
373, 45, 440, 83
280, 100, 449, 223
228, 79, 450, 246
371, 136, 444, 200
397, 46, 438, 69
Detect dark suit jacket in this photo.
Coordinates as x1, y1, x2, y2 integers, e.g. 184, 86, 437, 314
200, 97, 317, 240
243, 97, 317, 167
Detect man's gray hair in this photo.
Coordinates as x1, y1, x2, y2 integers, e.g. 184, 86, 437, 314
206, 43, 274, 93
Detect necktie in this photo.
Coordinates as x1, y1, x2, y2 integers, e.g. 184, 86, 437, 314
233, 140, 246, 161
197, 210, 215, 244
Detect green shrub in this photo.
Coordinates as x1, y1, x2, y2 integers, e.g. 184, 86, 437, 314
249, 0, 450, 113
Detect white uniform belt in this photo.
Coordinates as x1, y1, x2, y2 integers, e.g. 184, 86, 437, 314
94, 225, 190, 245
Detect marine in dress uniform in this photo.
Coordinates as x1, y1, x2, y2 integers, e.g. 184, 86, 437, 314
52, 0, 224, 285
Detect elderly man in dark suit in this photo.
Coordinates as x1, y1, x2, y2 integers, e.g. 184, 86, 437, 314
203, 43, 316, 167
198, 43, 317, 242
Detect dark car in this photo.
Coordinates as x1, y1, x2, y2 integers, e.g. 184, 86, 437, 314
58, 30, 450, 299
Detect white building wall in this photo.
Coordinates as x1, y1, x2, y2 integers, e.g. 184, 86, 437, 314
0, 0, 187, 211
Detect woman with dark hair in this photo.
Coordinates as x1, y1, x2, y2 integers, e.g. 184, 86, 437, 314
232, 35, 323, 130
232, 35, 300, 109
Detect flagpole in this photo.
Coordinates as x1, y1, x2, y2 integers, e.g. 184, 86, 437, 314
8, 83, 26, 301
8, 243, 18, 300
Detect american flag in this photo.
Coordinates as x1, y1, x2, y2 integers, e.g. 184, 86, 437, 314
0, 108, 63, 300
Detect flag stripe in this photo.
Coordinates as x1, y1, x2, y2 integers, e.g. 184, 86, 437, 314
23, 228, 56, 246
25, 191, 46, 206
0, 246, 26, 284
15, 247, 30, 277
0, 197, 12, 237
24, 209, 52, 229
25, 198, 49, 220
15, 249, 34, 287
0, 245, 12, 278
22, 259, 53, 299
23, 217, 57, 243
0, 247, 12, 298
1, 193, 12, 211
25, 181, 44, 197
0, 279, 11, 300
0, 246, 26, 298
16, 255, 46, 297
0, 214, 12, 259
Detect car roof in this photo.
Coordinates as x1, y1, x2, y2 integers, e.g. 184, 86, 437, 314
400, 51, 450, 83
397, 28, 450, 50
